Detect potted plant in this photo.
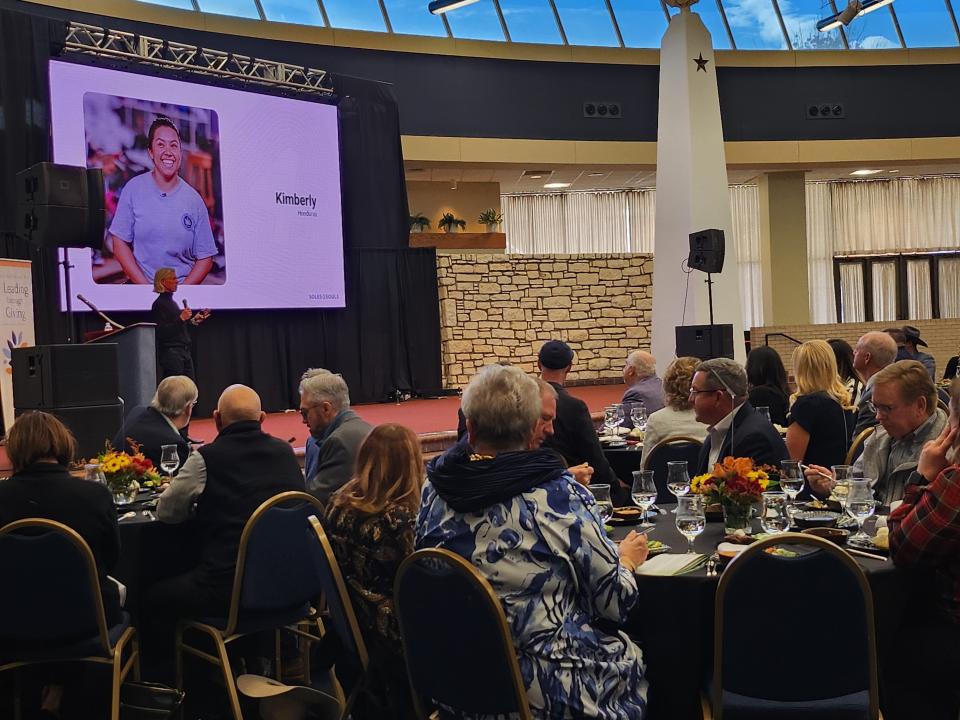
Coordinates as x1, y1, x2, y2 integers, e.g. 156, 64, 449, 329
478, 209, 503, 233
438, 212, 466, 233
97, 441, 163, 505
409, 213, 430, 233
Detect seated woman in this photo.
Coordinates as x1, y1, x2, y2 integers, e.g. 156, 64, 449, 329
641, 356, 706, 459
746, 346, 791, 427
325, 423, 423, 719
829, 338, 863, 407
944, 344, 959, 382
417, 364, 650, 719
786, 340, 854, 474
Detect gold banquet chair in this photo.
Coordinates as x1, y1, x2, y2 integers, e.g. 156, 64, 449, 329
0, 519, 140, 720
844, 426, 876, 466
175, 491, 328, 720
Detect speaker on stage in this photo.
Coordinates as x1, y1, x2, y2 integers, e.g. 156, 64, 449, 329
14, 403, 124, 459
676, 324, 734, 360
15, 163, 105, 249
688, 229, 725, 274
12, 344, 119, 410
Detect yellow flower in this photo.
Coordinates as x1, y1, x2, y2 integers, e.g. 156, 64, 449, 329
691, 473, 712, 494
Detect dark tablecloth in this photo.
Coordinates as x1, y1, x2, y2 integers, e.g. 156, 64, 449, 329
603, 445, 644, 505
611, 509, 904, 720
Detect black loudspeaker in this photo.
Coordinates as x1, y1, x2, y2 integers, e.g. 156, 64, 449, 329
14, 163, 105, 249
676, 324, 735, 360
12, 345, 119, 410
688, 229, 725, 273
15, 403, 124, 459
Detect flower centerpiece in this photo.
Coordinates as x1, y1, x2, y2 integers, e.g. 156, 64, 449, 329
97, 442, 162, 504
691, 456, 771, 534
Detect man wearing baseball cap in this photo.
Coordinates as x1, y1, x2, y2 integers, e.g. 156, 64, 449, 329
538, 340, 618, 494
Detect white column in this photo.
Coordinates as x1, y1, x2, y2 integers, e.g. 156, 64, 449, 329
651, 7, 745, 365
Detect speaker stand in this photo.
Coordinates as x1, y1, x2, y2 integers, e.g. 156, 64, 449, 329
59, 249, 76, 344
705, 272, 716, 325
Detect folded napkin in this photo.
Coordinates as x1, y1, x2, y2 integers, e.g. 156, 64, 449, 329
636, 553, 706, 576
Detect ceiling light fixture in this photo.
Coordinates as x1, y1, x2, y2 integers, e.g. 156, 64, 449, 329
817, 0, 895, 32
428, 0, 481, 14
850, 169, 883, 176
587, 172, 606, 177
544, 182, 571, 189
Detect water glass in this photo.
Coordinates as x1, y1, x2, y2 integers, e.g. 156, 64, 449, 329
603, 407, 618, 435
589, 483, 614, 524
779, 459, 803, 521
613, 404, 626, 433
160, 444, 180, 476
676, 495, 706, 553
756, 406, 772, 423
631, 470, 657, 527
83, 463, 106, 484
760, 491, 789, 534
846, 479, 877, 542
831, 464, 854, 513
666, 460, 691, 513
630, 404, 648, 432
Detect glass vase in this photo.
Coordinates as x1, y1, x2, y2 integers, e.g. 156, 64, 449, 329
111, 479, 139, 505
722, 498, 753, 535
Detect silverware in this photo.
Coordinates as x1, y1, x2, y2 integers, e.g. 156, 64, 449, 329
705, 553, 720, 577
845, 546, 888, 562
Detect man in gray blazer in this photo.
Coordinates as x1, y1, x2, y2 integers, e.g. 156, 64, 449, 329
852, 331, 899, 438
299, 368, 372, 504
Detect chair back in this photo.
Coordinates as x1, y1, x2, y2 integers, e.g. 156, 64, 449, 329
642, 436, 703, 504
225, 491, 327, 634
713, 533, 878, 720
844, 426, 876, 466
307, 516, 369, 709
0, 519, 114, 655
394, 549, 532, 720
938, 398, 950, 414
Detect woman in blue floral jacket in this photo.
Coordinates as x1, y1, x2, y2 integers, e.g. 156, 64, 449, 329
416, 364, 650, 719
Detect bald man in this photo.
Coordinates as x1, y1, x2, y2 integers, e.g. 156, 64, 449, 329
852, 331, 899, 438
622, 349, 664, 423
153, 384, 304, 619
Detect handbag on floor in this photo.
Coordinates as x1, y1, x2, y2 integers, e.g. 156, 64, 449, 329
120, 681, 185, 719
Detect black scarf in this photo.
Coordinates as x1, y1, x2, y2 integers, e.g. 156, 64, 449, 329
427, 442, 567, 513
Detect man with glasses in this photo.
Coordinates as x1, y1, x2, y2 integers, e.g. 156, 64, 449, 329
851, 331, 899, 438
113, 374, 196, 474
691, 357, 788, 474
807, 360, 948, 505
300, 368, 372, 504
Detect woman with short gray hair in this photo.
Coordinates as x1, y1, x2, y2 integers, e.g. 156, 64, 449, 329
417, 364, 651, 718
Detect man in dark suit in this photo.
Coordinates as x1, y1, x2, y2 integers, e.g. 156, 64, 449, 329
538, 340, 617, 489
113, 375, 195, 474
691, 357, 788, 474
851, 331, 898, 438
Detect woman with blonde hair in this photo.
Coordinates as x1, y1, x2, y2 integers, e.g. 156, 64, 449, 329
641, 356, 707, 459
786, 339, 854, 470
325, 423, 424, 719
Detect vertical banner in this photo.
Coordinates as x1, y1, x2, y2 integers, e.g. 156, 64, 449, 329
0, 259, 35, 432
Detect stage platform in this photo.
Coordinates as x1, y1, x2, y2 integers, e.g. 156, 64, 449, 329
0, 384, 625, 473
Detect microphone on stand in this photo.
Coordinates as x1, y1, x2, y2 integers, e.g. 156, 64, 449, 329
76, 294, 125, 331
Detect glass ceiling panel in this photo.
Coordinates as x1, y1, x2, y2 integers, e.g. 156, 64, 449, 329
137, 0, 197, 10
324, 0, 387, 31
499, 0, 564, 44
609, 0, 668, 48
670, 3, 733, 50
553, 0, 620, 46
722, 0, 788, 49
779, 0, 844, 49
445, 1, 506, 41
259, 0, 324, 25
896, 0, 959, 47
383, 0, 448, 36
846, 5, 899, 48
196, 0, 260, 18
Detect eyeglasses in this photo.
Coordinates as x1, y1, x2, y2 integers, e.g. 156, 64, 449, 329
299, 404, 322, 418
866, 400, 899, 416
688, 387, 719, 396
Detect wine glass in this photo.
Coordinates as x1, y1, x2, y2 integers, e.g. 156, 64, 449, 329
845, 479, 877, 543
760, 491, 789, 534
160, 444, 180, 477
589, 484, 614, 524
831, 464, 853, 515
666, 460, 691, 513
631, 470, 657, 527
756, 406, 771, 423
779, 460, 804, 523
676, 495, 706, 553
612, 404, 626, 435
603, 407, 618, 436
630, 403, 648, 432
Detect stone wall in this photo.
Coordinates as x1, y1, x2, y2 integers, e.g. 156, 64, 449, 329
751, 319, 960, 378
437, 253, 654, 389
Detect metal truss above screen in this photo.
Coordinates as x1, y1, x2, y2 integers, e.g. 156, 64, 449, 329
138, 0, 960, 49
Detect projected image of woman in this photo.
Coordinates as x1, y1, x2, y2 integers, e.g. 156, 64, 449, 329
109, 117, 217, 285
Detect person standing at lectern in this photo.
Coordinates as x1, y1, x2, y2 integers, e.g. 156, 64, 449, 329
151, 267, 209, 381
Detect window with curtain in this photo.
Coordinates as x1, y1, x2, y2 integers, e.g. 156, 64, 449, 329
871, 261, 897, 321
940, 258, 960, 319
839, 263, 865, 322
906, 259, 933, 320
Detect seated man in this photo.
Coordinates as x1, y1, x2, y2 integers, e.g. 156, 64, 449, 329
538, 340, 617, 488
691, 357, 788, 474
885, 378, 960, 720
903, 325, 937, 381
851, 331, 899, 438
622, 349, 665, 422
299, 368, 372, 504
806, 360, 948, 505
113, 375, 195, 473
153, 384, 305, 619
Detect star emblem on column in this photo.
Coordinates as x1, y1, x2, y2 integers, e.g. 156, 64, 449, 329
693, 53, 709, 72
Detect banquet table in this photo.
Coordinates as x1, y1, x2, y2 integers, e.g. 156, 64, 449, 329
610, 507, 905, 720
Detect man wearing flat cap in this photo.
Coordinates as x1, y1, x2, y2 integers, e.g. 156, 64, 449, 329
538, 340, 618, 493
902, 326, 936, 381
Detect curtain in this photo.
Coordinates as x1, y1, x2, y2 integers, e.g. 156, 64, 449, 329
871, 261, 897, 322
940, 258, 960, 319
839, 263, 865, 322
906, 259, 933, 320
730, 185, 762, 329
805, 182, 838, 323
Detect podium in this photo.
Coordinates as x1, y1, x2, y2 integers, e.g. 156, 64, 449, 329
85, 323, 157, 417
